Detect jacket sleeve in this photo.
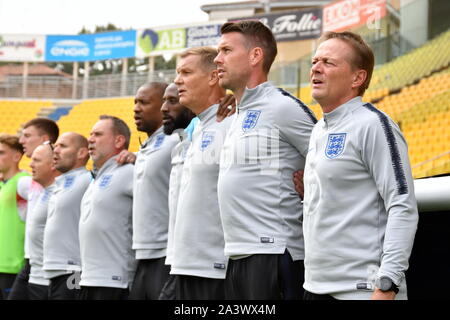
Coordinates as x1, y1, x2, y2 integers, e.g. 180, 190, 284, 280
276, 95, 317, 157
361, 109, 419, 286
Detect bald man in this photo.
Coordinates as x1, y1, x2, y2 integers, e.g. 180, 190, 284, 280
124, 82, 181, 300
43, 132, 91, 300
27, 144, 60, 299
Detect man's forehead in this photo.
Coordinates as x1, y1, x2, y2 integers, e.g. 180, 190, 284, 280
23, 125, 40, 135
92, 119, 112, 132
177, 54, 201, 70
218, 32, 245, 46
164, 84, 179, 98
314, 38, 352, 58
56, 132, 75, 145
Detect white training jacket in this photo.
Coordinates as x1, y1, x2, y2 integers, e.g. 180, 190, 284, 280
28, 184, 55, 286
218, 82, 316, 260
43, 167, 91, 279
132, 126, 179, 260
171, 104, 232, 279
303, 96, 419, 300
165, 130, 190, 266
79, 156, 136, 289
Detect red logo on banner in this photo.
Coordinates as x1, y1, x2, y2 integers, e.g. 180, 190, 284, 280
323, 0, 386, 32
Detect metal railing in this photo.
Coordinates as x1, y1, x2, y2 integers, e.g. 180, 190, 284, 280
0, 70, 177, 100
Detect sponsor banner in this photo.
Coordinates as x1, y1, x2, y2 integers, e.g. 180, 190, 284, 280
230, 9, 322, 42
136, 28, 186, 57
45, 30, 136, 62
323, 0, 386, 32
0, 34, 46, 61
186, 23, 222, 48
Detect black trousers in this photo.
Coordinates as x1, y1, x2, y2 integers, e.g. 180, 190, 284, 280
78, 286, 129, 300
303, 290, 337, 300
175, 275, 226, 300
7, 259, 30, 300
0, 273, 16, 300
28, 283, 48, 300
48, 273, 80, 300
158, 274, 177, 300
225, 250, 304, 300
129, 257, 170, 300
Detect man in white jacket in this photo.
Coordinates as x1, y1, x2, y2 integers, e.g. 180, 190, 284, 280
302, 31, 418, 300
43, 132, 90, 299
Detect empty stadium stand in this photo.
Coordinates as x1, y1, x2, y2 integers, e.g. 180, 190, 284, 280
1, 29, 449, 179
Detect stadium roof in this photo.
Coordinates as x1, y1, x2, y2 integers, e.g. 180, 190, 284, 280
0, 64, 71, 81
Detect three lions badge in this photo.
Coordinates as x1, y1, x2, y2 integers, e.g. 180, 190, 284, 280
325, 133, 346, 159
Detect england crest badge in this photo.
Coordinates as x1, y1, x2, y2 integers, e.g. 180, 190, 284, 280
242, 110, 261, 132
64, 176, 75, 189
200, 131, 215, 151
325, 133, 346, 159
153, 134, 165, 149
98, 174, 113, 189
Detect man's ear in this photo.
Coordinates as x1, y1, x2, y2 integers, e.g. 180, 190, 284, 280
114, 135, 127, 150
352, 69, 367, 90
249, 47, 264, 68
209, 69, 219, 86
77, 147, 89, 161
12, 150, 22, 163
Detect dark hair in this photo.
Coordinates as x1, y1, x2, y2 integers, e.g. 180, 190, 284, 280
0, 134, 24, 154
220, 20, 277, 74
319, 31, 374, 96
22, 118, 59, 143
180, 46, 218, 72
99, 115, 131, 150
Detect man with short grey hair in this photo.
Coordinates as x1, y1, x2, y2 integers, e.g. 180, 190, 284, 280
171, 46, 233, 299
78, 115, 135, 300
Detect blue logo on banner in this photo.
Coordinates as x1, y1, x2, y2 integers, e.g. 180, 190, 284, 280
154, 134, 165, 149
64, 176, 75, 189
200, 131, 214, 151
325, 133, 346, 159
242, 110, 261, 132
98, 174, 113, 189
45, 30, 136, 62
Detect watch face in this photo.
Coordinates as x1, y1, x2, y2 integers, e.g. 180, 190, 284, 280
380, 277, 392, 291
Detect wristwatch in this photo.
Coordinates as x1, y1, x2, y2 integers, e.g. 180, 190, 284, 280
375, 276, 399, 294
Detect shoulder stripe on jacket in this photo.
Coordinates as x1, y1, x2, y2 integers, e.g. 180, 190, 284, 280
277, 88, 318, 124
363, 103, 408, 195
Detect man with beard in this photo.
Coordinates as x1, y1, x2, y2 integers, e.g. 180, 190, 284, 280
158, 83, 195, 299
43, 132, 90, 299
